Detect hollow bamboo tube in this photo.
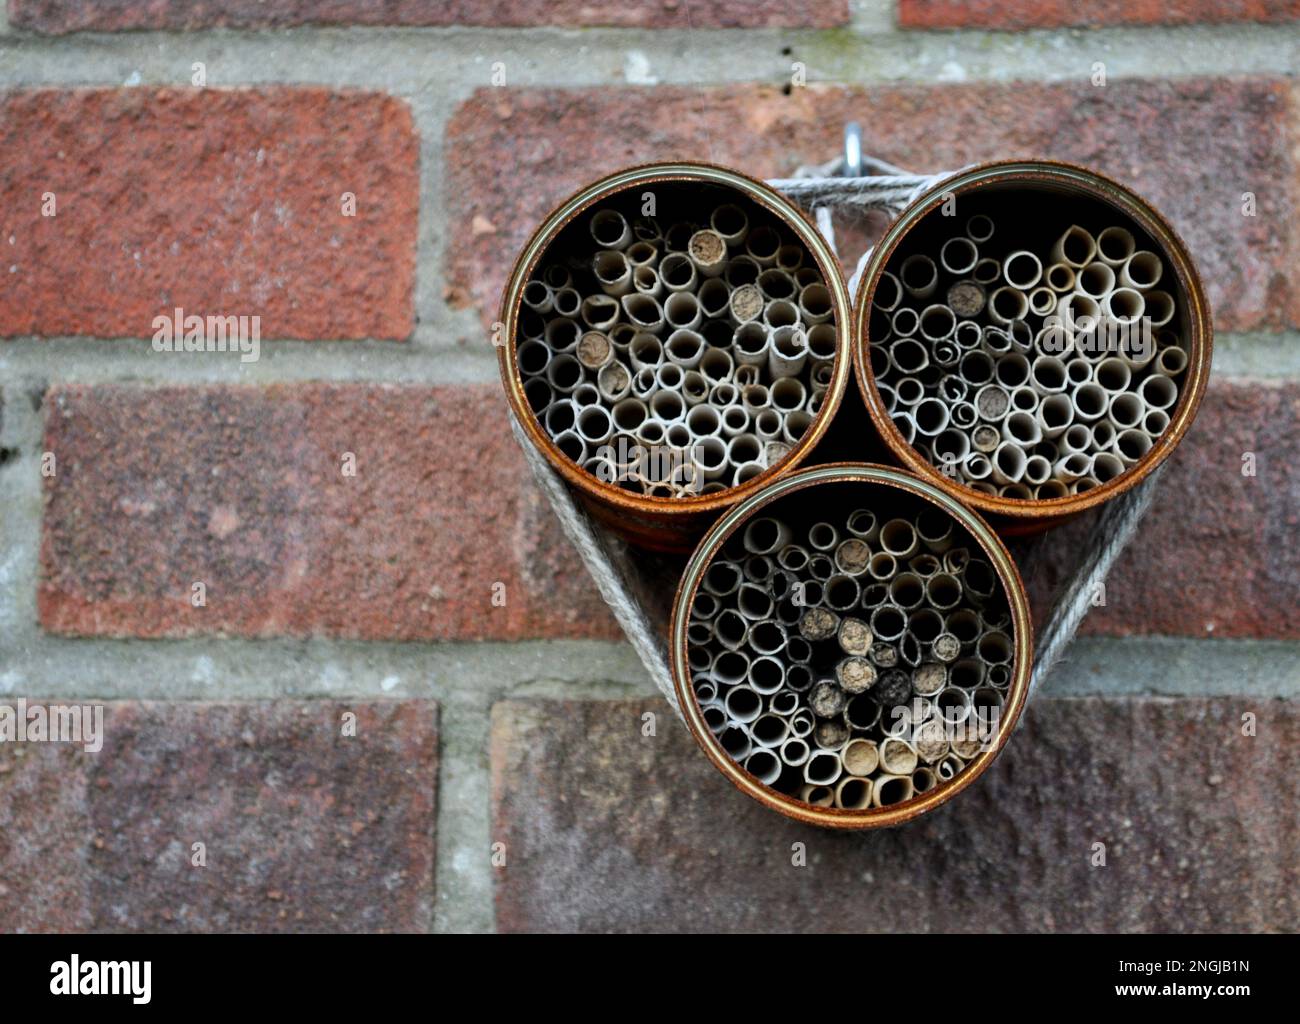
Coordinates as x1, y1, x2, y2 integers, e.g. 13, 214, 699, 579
590, 208, 632, 250
841, 738, 880, 777
913, 717, 950, 764
1119, 249, 1163, 290
935, 754, 965, 781
879, 736, 920, 775
799, 783, 834, 808
744, 748, 782, 785
780, 736, 811, 768
961, 213, 993, 243
1096, 225, 1135, 267
1002, 250, 1043, 290
1050, 224, 1097, 268
814, 718, 850, 750
900, 254, 938, 299
834, 776, 873, 810
873, 774, 915, 807
940, 236, 979, 276
803, 749, 843, 787
768, 326, 808, 379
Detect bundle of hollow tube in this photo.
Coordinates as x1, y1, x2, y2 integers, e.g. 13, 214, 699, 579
515, 187, 838, 496
868, 216, 1188, 498
687, 501, 1012, 809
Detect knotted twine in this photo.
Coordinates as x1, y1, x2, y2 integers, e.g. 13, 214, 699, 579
506, 159, 1164, 719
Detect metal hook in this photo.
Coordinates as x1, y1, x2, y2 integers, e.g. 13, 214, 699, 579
843, 122, 862, 179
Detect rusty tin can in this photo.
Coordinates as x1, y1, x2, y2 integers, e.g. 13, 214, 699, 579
852, 159, 1213, 534
669, 462, 1033, 829
499, 162, 852, 552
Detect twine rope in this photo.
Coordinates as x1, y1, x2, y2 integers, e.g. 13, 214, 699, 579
507, 162, 1164, 720
1024, 466, 1164, 698
508, 410, 682, 715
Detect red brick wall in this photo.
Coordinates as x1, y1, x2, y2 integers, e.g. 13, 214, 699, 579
1, 89, 417, 340
16, 80, 1296, 642
9, 0, 849, 32
2, 2, 1297, 935
899, 0, 1300, 30
11, 0, 1291, 32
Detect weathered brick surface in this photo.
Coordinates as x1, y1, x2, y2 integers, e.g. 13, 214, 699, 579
38, 383, 618, 641
447, 81, 1293, 333
9, 0, 847, 31
0, 89, 417, 340
36, 380, 1296, 642
1027, 381, 1300, 639
88, 701, 437, 932
1, 699, 436, 932
899, 0, 1300, 30
0, 740, 93, 932
491, 697, 1299, 932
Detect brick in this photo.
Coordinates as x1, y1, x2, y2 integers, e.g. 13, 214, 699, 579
9, 0, 847, 32
447, 81, 1293, 333
0, 89, 417, 340
898, 0, 1300, 30
0, 739, 93, 932
2, 699, 439, 932
38, 383, 618, 641
1024, 380, 1300, 639
491, 697, 1299, 932
80, 700, 437, 932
